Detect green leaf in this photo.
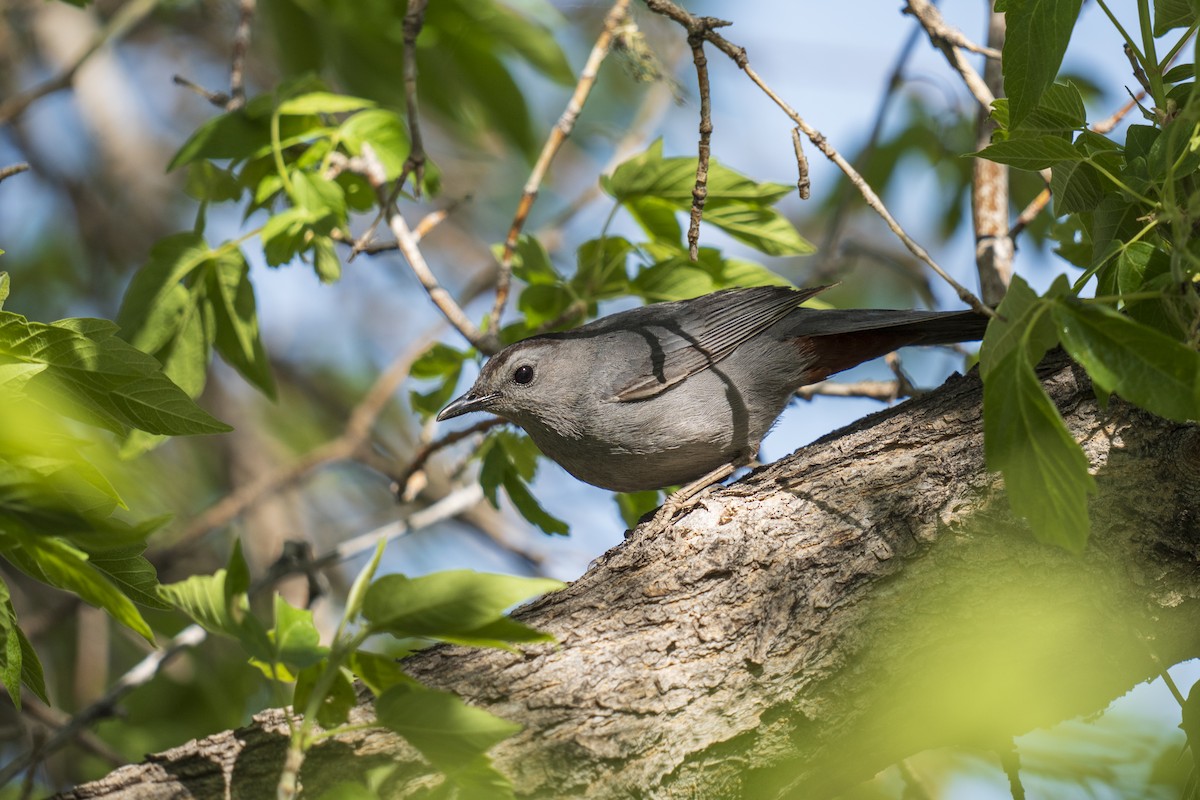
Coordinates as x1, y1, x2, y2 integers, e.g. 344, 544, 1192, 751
312, 236, 342, 284
184, 162, 243, 203
294, 662, 357, 727
277, 92, 375, 116
0, 580, 31, 706
14, 623, 46, 705
293, 171, 347, 226
433, 615, 556, 650
374, 683, 519, 793
572, 237, 632, 300
1154, 0, 1194, 35
337, 109, 412, 182
362, 570, 561, 640
116, 233, 213, 354
1, 532, 155, 642
411, 343, 468, 380
0, 310, 232, 436
980, 274, 1064, 380
167, 109, 271, 171
516, 284, 573, 329
261, 207, 314, 267
271, 595, 327, 670
631, 260, 717, 302
0, 272, 9, 309
0, 584, 48, 707
626, 197, 683, 245
700, 203, 814, 256
477, 431, 569, 535
86, 544, 170, 611
499, 471, 569, 536
983, 348, 1095, 551
158, 541, 273, 662
1000, 0, 1084, 127
980, 277, 1093, 550
499, 236, 560, 286
604, 141, 792, 205
1050, 160, 1104, 214
349, 649, 415, 697
1051, 301, 1200, 421
206, 249, 276, 398
477, 2, 574, 85
616, 490, 661, 528
974, 135, 1086, 170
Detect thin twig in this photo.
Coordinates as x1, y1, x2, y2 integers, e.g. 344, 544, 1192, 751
343, 195, 469, 257
20, 698, 126, 767
171, 74, 230, 108
815, 18, 924, 278
998, 740, 1027, 800
1124, 43, 1153, 96
904, 0, 995, 110
387, 203, 490, 350
796, 379, 902, 402
491, 0, 632, 338
0, 0, 160, 124
791, 127, 810, 200
643, 0, 993, 318
345, 144, 489, 350
401, 0, 430, 195
685, 19, 726, 260
228, 0, 256, 111
392, 417, 506, 501
0, 625, 208, 788
0, 163, 30, 184
971, 9, 1012, 306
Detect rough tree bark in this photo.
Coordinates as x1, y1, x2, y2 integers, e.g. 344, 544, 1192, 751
56, 353, 1200, 799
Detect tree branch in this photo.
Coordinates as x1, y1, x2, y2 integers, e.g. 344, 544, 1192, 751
53, 355, 1200, 799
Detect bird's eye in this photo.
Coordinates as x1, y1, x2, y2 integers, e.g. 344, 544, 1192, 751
513, 364, 534, 385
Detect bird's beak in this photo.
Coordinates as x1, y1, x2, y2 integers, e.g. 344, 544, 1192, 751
436, 390, 499, 422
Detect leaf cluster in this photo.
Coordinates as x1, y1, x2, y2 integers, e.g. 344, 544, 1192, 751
160, 539, 563, 798
0, 275, 231, 708
977, 2, 1200, 550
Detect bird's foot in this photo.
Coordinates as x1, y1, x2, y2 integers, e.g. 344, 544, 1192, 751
640, 462, 735, 535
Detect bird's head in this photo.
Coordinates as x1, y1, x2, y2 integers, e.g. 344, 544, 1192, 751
436, 339, 568, 430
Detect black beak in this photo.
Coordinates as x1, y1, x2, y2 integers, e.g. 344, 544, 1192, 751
436, 390, 499, 422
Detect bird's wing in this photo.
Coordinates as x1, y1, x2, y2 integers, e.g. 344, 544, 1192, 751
612, 285, 829, 402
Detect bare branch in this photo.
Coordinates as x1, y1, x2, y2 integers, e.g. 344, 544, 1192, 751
227, 0, 256, 111
0, 625, 209, 788
491, 0, 632, 336
0, 0, 159, 124
685, 18, 726, 260
401, 0, 430, 195
791, 126, 811, 200
171, 74, 229, 108
643, 0, 994, 318
904, 0, 994, 111
392, 417, 506, 501
971, 9, 1012, 306
0, 163, 30, 184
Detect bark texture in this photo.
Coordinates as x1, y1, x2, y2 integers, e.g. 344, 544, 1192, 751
56, 354, 1200, 799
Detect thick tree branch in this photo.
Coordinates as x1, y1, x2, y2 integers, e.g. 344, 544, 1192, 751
55, 355, 1200, 799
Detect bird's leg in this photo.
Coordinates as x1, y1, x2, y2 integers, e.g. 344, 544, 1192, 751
643, 461, 737, 533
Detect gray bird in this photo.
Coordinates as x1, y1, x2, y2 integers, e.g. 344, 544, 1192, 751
437, 286, 987, 495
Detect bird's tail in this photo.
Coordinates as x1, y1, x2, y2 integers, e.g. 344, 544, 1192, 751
787, 308, 989, 383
